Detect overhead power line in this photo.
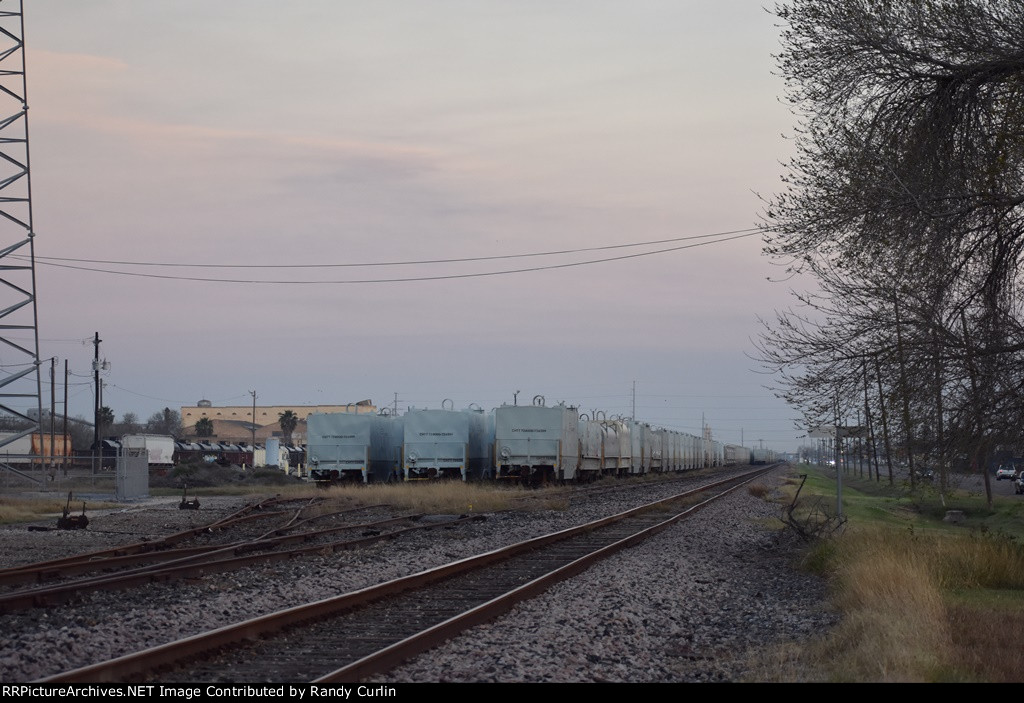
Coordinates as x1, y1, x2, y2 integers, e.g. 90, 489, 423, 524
30, 228, 761, 269
28, 230, 760, 285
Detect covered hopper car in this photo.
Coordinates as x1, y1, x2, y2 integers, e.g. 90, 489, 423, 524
402, 403, 494, 481
305, 396, 753, 484
307, 412, 403, 483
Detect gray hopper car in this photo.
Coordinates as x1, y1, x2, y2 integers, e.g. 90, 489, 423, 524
309, 397, 755, 484
494, 400, 580, 482
724, 443, 752, 466
578, 416, 605, 478
403, 406, 495, 481
307, 412, 403, 483
602, 420, 631, 475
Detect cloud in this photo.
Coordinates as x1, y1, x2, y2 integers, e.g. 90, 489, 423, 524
29, 48, 443, 180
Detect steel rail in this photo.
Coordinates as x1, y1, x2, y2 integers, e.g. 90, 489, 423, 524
0, 512, 424, 588
40, 466, 776, 683
0, 500, 391, 585
319, 473, 760, 682
0, 512, 480, 612
0, 509, 293, 583
0, 497, 290, 578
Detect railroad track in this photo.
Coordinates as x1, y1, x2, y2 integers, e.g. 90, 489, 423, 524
0, 495, 284, 580
0, 506, 480, 612
0, 498, 403, 587
41, 465, 776, 683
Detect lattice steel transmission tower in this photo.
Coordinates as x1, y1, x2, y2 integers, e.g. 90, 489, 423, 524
0, 1, 43, 465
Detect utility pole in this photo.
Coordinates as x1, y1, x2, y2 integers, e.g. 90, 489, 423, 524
49, 357, 54, 472
92, 332, 101, 474
631, 381, 636, 421
249, 390, 257, 450
62, 359, 68, 475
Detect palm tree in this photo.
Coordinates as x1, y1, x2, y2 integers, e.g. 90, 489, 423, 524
97, 406, 115, 438
195, 417, 214, 438
278, 410, 298, 445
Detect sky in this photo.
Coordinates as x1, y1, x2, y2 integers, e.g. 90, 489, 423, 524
3, 1, 810, 451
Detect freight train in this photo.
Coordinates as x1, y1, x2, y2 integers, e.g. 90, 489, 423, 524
307, 396, 756, 484
171, 440, 304, 469
91, 438, 305, 471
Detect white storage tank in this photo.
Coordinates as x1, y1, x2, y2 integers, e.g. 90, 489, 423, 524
265, 437, 280, 467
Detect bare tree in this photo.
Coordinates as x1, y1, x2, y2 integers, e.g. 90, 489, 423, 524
767, 1, 1024, 293
760, 0, 1024, 498
146, 407, 182, 437
115, 412, 142, 436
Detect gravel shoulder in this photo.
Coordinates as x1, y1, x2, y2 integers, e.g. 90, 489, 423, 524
0, 468, 837, 682
377, 471, 837, 683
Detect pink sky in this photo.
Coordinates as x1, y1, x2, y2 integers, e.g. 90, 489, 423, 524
9, 1, 806, 450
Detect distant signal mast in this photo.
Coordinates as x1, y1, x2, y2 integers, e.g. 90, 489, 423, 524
0, 2, 44, 475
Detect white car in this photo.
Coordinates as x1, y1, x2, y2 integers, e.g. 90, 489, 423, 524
996, 466, 1017, 480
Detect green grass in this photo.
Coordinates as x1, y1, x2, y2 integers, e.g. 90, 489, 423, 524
950, 587, 1024, 611
762, 463, 1024, 682
788, 466, 1024, 539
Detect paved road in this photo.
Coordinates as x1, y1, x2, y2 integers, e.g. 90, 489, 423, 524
811, 464, 1022, 497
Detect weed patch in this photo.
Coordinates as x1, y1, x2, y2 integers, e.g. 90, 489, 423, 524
747, 483, 771, 498
0, 495, 120, 524
322, 481, 534, 514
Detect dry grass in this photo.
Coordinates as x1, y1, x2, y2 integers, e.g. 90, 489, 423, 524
756, 527, 1024, 681
925, 535, 1024, 590
747, 482, 771, 498
167, 482, 323, 499
946, 605, 1024, 682
742, 642, 830, 682
775, 478, 803, 504
1, 479, 559, 523
822, 529, 953, 681
321, 480, 547, 515
0, 495, 121, 523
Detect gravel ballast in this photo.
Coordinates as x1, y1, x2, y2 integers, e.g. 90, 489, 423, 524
0, 469, 836, 682
377, 472, 836, 683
